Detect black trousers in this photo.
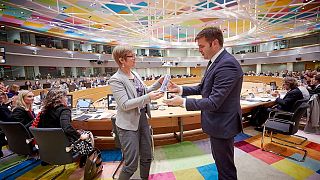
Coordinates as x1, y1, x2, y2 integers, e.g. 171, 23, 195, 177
210, 136, 237, 180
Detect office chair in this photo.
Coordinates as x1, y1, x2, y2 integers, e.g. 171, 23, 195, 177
261, 102, 309, 162
0, 122, 38, 178
29, 127, 80, 179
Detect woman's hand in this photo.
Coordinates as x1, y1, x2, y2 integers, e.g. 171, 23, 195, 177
158, 76, 165, 84
148, 91, 164, 100
80, 133, 89, 140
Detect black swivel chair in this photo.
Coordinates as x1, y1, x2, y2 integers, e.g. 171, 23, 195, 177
29, 127, 80, 179
261, 102, 310, 162
0, 122, 38, 178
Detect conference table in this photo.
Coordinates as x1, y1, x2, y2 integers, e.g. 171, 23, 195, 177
72, 95, 276, 149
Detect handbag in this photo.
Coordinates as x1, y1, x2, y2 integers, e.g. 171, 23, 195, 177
84, 148, 103, 180
73, 131, 94, 155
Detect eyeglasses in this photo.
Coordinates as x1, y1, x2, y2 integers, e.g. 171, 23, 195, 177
126, 54, 136, 59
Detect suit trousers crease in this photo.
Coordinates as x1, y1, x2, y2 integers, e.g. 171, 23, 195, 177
210, 136, 237, 180
117, 109, 152, 180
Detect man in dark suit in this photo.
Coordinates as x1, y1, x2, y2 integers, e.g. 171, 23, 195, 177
308, 74, 320, 97
164, 27, 243, 180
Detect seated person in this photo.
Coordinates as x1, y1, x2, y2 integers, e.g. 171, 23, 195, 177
273, 77, 304, 112
0, 90, 12, 157
35, 89, 92, 167
32, 81, 42, 90
253, 77, 304, 130
7, 84, 20, 98
11, 90, 35, 128
308, 74, 320, 97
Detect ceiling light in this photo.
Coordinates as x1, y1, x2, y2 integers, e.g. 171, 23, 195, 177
0, 25, 4, 28
20, 11, 24, 14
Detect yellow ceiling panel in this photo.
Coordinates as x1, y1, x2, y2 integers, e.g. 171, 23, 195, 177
64, 6, 87, 14
48, 27, 65, 34
23, 22, 45, 28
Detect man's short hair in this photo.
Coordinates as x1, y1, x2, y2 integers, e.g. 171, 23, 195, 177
112, 45, 133, 66
195, 27, 224, 47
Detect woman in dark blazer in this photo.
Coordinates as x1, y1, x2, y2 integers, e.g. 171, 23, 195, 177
36, 89, 90, 167
11, 90, 35, 128
109, 46, 164, 180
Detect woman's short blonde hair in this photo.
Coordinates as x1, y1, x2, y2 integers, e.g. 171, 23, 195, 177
16, 90, 33, 111
112, 45, 133, 66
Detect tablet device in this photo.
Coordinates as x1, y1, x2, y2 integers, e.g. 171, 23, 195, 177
159, 75, 171, 92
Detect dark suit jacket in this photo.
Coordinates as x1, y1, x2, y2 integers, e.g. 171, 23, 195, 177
309, 85, 320, 97
275, 87, 303, 112
11, 106, 35, 128
183, 50, 243, 139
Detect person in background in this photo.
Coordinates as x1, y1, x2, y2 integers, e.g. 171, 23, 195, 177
273, 77, 304, 112
298, 82, 310, 100
7, 84, 20, 98
0, 81, 8, 92
0, 90, 12, 157
11, 90, 35, 128
308, 74, 320, 97
36, 89, 91, 167
109, 45, 163, 180
164, 27, 243, 180
25, 80, 32, 90
33, 80, 42, 90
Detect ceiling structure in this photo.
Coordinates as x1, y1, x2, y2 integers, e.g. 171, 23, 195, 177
0, 0, 319, 48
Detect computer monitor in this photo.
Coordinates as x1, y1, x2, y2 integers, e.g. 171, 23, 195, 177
270, 82, 277, 91
107, 94, 116, 110
76, 98, 92, 110
84, 82, 91, 89
67, 95, 73, 108
19, 85, 29, 90
42, 83, 51, 89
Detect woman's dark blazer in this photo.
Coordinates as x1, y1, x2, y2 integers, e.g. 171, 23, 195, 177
11, 106, 34, 127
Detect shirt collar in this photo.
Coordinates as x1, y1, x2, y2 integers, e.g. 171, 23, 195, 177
210, 48, 224, 63
208, 48, 224, 69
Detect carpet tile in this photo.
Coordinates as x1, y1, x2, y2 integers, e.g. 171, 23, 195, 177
1, 131, 319, 180
197, 163, 218, 180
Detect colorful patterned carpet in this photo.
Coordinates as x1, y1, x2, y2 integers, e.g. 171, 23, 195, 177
0, 130, 320, 180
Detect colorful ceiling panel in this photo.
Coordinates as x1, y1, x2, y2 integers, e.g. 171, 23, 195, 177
0, 0, 318, 48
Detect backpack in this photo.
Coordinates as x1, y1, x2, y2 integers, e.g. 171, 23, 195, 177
84, 148, 103, 180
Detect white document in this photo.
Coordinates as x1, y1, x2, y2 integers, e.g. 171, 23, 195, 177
159, 74, 171, 92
